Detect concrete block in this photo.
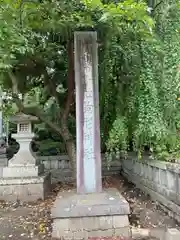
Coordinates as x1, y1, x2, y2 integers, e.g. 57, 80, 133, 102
177, 178, 180, 194
140, 164, 144, 177
52, 188, 130, 218
144, 165, 149, 179
69, 218, 83, 231
135, 162, 140, 175
153, 167, 160, 184
73, 230, 88, 239
82, 217, 101, 231
51, 189, 130, 239
50, 160, 58, 170
53, 230, 73, 240
131, 227, 150, 238
112, 215, 129, 228
98, 216, 113, 230
27, 183, 43, 195
167, 171, 176, 189
88, 229, 114, 237
159, 169, 167, 186
150, 228, 165, 240
2, 165, 44, 178
114, 227, 131, 237
42, 160, 51, 170
14, 185, 27, 197
165, 228, 180, 240
0, 173, 51, 202
147, 165, 152, 180
0, 185, 13, 196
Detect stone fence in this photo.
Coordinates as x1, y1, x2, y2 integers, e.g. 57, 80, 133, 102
121, 155, 180, 222
37, 155, 121, 183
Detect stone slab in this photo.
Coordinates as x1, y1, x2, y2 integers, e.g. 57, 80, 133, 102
165, 228, 180, 240
1, 164, 44, 178
0, 154, 8, 167
51, 188, 130, 239
0, 173, 51, 202
52, 188, 130, 218
52, 223, 130, 239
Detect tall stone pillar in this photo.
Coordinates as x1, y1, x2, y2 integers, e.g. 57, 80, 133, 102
51, 32, 130, 239
74, 31, 102, 194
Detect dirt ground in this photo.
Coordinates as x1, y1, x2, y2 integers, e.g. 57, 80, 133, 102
0, 176, 179, 239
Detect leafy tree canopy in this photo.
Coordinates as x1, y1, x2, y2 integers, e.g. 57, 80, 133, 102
1, 0, 179, 165
0, 0, 153, 164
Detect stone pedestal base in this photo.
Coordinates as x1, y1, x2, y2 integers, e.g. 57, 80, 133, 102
51, 188, 130, 239
0, 173, 51, 202
1, 164, 44, 178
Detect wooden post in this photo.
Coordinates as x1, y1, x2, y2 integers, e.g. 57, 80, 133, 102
74, 31, 102, 194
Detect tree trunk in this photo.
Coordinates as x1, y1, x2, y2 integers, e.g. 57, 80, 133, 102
61, 122, 76, 183
61, 40, 76, 182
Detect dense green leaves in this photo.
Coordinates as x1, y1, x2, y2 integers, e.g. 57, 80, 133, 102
105, 0, 180, 161
1, 0, 180, 162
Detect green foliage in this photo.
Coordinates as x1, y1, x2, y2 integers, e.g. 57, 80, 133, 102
1, 0, 180, 162
104, 0, 180, 161
0, 0, 154, 157
36, 140, 65, 156
106, 116, 128, 154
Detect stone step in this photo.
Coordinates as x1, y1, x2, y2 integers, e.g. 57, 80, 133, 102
131, 227, 180, 240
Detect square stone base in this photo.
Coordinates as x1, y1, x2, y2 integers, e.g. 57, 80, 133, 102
51, 188, 130, 239
0, 173, 51, 202
1, 164, 44, 178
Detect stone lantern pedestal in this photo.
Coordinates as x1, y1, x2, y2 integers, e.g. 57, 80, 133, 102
0, 139, 8, 167
0, 113, 51, 202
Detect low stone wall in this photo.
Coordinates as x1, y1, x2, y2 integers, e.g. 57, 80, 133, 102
37, 155, 121, 183
0, 174, 51, 202
121, 155, 180, 222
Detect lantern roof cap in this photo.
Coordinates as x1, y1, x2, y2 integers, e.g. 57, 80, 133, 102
9, 113, 38, 123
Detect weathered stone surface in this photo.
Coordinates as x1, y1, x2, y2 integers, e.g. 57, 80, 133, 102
52, 219, 130, 239
113, 215, 129, 228
52, 189, 130, 239
52, 188, 130, 218
35, 154, 121, 183
0, 152, 8, 168
88, 229, 114, 237
52, 226, 131, 239
2, 164, 44, 178
122, 157, 180, 223
165, 228, 180, 240
114, 227, 131, 237
0, 173, 51, 202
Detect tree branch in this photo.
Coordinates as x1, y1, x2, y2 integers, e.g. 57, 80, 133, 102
62, 41, 75, 123
8, 71, 63, 135
43, 69, 61, 105
42, 68, 63, 120
152, 0, 163, 14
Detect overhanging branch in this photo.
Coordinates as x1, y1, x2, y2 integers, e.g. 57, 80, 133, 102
8, 71, 63, 134
62, 41, 75, 123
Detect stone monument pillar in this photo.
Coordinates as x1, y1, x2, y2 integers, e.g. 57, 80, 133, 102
51, 32, 130, 239
75, 31, 102, 194
0, 113, 51, 202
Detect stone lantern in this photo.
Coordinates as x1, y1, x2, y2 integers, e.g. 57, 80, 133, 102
3, 113, 44, 178
0, 113, 51, 202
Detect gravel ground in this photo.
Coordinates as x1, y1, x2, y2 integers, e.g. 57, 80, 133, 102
0, 176, 179, 239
